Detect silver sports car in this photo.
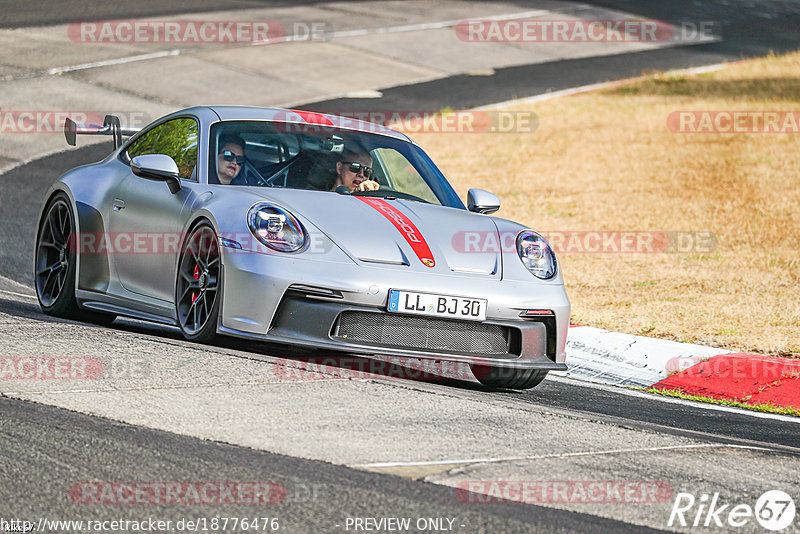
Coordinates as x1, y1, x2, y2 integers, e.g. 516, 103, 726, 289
35, 106, 569, 389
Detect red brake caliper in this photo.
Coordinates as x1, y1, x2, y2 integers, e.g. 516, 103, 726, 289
191, 264, 200, 303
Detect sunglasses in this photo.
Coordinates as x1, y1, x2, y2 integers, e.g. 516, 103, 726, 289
343, 161, 373, 179
220, 150, 245, 165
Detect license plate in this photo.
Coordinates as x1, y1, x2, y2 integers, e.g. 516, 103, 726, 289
387, 290, 487, 321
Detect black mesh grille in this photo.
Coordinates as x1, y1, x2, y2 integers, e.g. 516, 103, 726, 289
334, 311, 515, 356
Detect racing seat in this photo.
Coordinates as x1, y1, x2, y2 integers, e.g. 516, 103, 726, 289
303, 153, 339, 191
282, 153, 317, 189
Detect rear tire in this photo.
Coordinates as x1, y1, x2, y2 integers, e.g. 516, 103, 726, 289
471, 365, 549, 390
35, 193, 116, 325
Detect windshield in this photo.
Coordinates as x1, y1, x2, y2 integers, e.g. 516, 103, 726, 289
208, 120, 463, 208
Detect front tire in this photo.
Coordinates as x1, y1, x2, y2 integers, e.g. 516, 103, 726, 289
471, 365, 549, 390
176, 222, 221, 343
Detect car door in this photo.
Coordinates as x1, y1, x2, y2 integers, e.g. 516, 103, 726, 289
109, 117, 199, 302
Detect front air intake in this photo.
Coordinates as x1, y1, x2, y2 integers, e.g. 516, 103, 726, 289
333, 311, 519, 357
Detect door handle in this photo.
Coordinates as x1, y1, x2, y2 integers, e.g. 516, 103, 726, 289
112, 198, 126, 211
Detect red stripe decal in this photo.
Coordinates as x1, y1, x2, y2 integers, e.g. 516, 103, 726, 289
288, 109, 334, 126
357, 197, 435, 267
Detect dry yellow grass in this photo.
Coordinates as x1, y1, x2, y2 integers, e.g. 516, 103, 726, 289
412, 51, 800, 357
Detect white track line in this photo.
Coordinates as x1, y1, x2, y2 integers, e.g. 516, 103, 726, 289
356, 444, 766, 469
46, 49, 181, 75
0, 288, 36, 300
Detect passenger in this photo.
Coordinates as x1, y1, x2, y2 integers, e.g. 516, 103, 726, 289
216, 135, 246, 185
332, 149, 380, 193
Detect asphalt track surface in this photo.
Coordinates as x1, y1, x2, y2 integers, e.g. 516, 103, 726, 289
3, 395, 662, 534
3, 1, 800, 532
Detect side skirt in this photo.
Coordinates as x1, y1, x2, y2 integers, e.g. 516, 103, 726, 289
76, 289, 177, 326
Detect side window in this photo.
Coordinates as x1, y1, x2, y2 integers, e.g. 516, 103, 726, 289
126, 118, 199, 180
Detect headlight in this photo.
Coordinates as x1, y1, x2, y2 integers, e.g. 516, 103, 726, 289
516, 230, 557, 279
247, 203, 307, 252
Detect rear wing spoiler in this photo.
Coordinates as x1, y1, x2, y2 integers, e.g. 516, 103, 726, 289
64, 115, 142, 149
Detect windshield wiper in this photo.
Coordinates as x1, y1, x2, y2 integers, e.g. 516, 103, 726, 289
351, 189, 429, 204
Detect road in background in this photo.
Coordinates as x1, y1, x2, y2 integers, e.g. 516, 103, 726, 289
0, 0, 329, 29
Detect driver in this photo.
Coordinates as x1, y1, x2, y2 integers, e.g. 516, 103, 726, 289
216, 135, 246, 185
332, 148, 380, 193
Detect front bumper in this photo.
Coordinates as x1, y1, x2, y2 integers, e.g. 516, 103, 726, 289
219, 249, 570, 370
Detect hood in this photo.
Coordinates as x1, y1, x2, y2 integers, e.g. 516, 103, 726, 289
249, 189, 503, 277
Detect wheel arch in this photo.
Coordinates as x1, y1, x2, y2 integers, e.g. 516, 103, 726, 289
36, 185, 77, 234
176, 210, 222, 271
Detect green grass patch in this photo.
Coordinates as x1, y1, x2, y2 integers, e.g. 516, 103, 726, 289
644, 387, 800, 417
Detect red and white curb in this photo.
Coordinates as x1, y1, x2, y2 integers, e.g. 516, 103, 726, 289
564, 326, 800, 411
563, 325, 722, 387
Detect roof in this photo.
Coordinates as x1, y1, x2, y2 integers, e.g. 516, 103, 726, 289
205, 105, 411, 141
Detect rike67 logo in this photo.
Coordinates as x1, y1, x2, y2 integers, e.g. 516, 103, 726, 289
669, 490, 796, 531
